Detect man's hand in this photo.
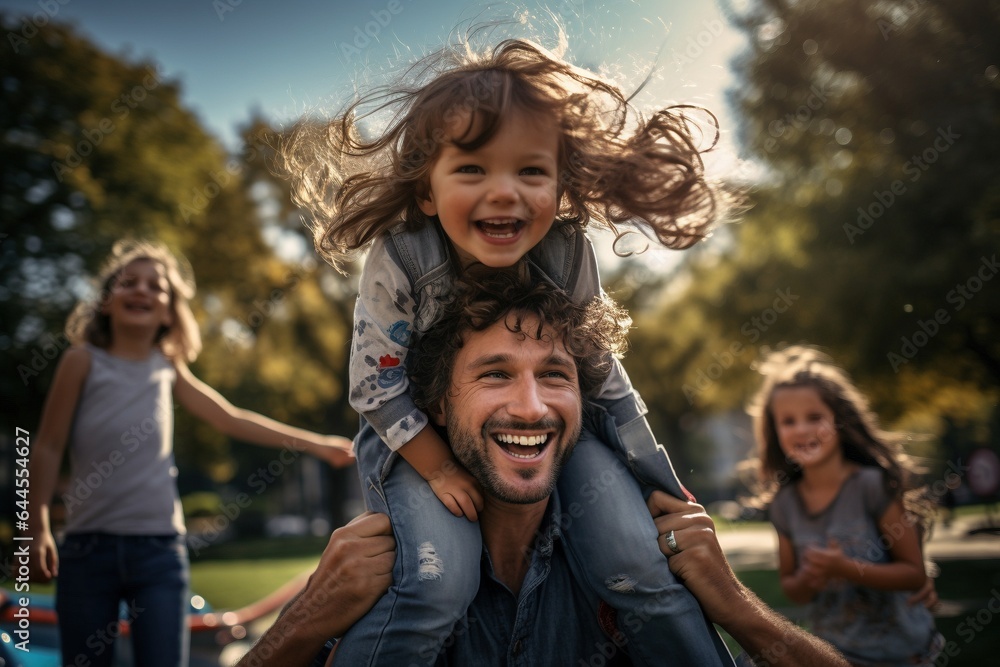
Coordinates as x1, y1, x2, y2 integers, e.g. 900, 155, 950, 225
428, 464, 484, 521
646, 490, 744, 628
236, 512, 396, 667
301, 512, 396, 637
647, 491, 851, 667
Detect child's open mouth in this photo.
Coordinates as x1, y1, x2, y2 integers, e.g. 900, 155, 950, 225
476, 218, 525, 239
794, 440, 821, 456
493, 432, 549, 460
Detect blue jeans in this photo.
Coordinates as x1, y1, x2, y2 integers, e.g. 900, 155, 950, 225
557, 426, 735, 666
56, 533, 190, 667
332, 421, 482, 667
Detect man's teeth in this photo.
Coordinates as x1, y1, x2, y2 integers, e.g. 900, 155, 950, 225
497, 433, 547, 446
496, 434, 547, 458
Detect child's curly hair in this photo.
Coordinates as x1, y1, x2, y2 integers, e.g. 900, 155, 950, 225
745, 345, 934, 537
66, 239, 202, 362
279, 36, 730, 272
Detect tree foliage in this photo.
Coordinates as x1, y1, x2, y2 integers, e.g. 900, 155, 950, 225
1, 16, 357, 520
619, 0, 999, 490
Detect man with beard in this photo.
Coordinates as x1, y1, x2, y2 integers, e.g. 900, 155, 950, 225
237, 275, 849, 667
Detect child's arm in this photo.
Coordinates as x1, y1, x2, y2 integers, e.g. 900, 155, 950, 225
173, 361, 354, 468
907, 568, 939, 609
349, 238, 482, 518
801, 500, 927, 592
776, 532, 827, 604
397, 425, 483, 521
27, 346, 91, 581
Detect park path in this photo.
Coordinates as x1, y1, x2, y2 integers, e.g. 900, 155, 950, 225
718, 514, 1000, 571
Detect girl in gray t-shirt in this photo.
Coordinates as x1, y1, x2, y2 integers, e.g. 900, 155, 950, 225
746, 346, 942, 666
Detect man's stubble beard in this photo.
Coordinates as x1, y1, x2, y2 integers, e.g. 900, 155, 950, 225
446, 413, 581, 505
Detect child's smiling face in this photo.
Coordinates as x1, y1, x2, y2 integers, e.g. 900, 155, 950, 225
770, 385, 842, 470
105, 258, 173, 332
417, 108, 559, 269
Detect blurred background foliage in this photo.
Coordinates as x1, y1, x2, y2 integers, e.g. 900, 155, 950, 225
1, 13, 361, 532
2, 0, 998, 534
615, 0, 1000, 496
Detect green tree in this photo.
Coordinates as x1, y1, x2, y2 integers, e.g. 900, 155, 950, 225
618, 0, 999, 489
2, 12, 228, 429
1, 15, 358, 528
720, 0, 999, 396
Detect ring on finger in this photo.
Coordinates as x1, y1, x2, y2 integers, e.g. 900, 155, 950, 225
663, 529, 680, 554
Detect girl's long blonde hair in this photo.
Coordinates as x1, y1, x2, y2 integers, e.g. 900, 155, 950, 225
66, 239, 202, 362
279, 36, 732, 273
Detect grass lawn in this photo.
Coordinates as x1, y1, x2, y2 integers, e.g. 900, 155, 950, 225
0, 537, 329, 611
189, 557, 317, 610
188, 535, 328, 610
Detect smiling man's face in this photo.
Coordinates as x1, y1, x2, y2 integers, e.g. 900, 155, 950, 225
437, 313, 582, 505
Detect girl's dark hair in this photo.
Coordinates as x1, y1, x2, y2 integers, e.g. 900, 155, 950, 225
745, 345, 933, 537
408, 268, 630, 412
279, 36, 732, 273
65, 239, 202, 362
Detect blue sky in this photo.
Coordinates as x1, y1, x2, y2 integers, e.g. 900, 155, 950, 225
1, 0, 749, 153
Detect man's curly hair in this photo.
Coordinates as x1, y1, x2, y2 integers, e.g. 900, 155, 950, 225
409, 270, 630, 412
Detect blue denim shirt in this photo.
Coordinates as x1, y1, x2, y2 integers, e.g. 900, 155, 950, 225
436, 492, 631, 667
315, 492, 632, 667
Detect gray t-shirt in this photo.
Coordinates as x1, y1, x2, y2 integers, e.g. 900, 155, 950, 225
63, 345, 184, 535
770, 467, 937, 666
